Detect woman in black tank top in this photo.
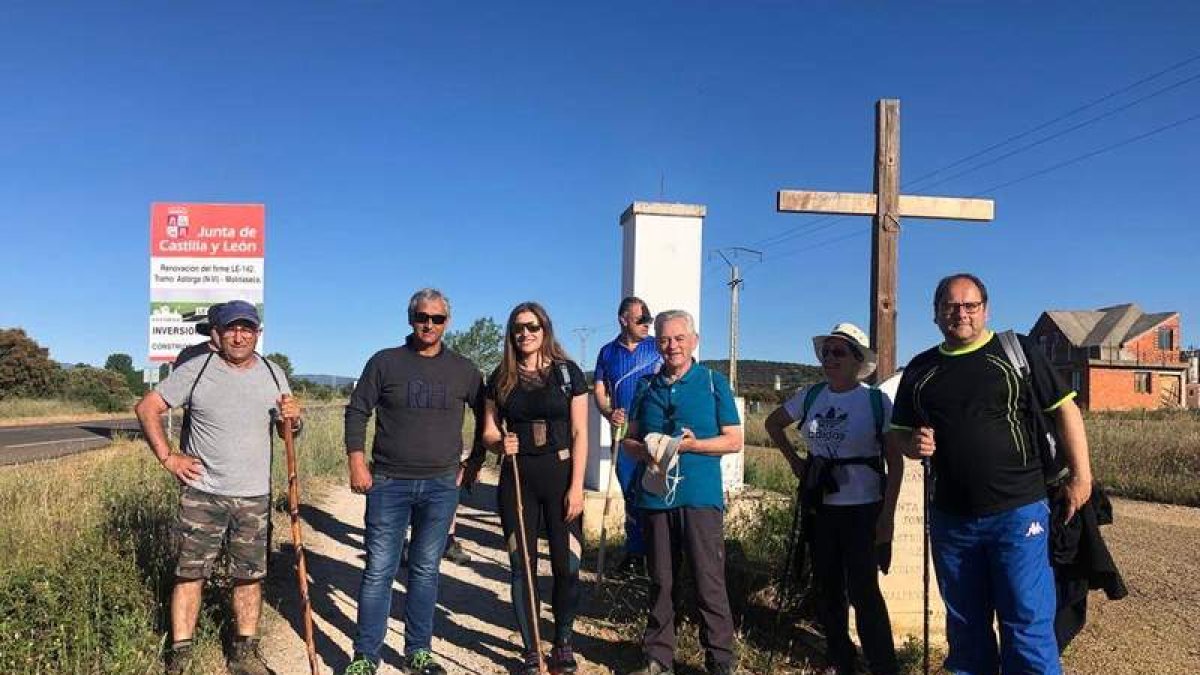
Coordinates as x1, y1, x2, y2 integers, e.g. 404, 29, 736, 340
482, 301, 589, 675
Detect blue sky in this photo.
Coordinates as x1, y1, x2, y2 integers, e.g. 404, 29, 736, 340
1, 1, 1197, 377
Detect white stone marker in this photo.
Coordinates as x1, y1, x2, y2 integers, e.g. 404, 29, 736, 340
869, 373, 947, 646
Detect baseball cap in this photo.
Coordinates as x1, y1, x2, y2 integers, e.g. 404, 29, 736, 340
214, 300, 261, 329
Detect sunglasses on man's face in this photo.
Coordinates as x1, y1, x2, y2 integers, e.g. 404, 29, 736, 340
412, 312, 447, 325
514, 322, 543, 335
635, 315, 653, 326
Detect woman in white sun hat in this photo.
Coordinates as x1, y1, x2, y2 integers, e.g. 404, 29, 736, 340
765, 322, 902, 675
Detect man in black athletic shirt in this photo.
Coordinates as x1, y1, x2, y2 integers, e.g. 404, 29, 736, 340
890, 273, 1094, 675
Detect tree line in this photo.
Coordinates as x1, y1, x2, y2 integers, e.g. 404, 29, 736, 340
0, 318, 507, 412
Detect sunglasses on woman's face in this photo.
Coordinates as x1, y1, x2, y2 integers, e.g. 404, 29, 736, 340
635, 315, 653, 326
412, 312, 448, 325
514, 322, 543, 335
821, 346, 850, 359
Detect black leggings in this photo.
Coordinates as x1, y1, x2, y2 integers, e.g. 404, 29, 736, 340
498, 451, 582, 651
811, 501, 898, 675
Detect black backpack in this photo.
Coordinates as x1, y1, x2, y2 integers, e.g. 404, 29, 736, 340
997, 330, 1070, 487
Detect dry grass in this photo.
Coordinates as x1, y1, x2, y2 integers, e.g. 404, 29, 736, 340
0, 406, 349, 673
0, 396, 131, 427
743, 409, 1200, 507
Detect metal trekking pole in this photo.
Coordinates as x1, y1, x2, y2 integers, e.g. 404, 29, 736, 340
922, 456, 931, 675
595, 422, 626, 593
507, 437, 549, 674
282, 418, 321, 675
765, 484, 805, 672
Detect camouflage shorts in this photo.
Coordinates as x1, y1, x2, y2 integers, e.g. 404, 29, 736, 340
174, 486, 270, 580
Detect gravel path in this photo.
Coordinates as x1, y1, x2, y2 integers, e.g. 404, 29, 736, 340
259, 473, 1199, 675
261, 469, 631, 675
1060, 498, 1200, 675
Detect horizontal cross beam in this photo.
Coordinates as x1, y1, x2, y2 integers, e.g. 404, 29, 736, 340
777, 190, 994, 221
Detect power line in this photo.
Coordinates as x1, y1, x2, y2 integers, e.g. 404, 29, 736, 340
903, 52, 1200, 189
748, 53, 1200, 253
729, 109, 1200, 278
911, 69, 1200, 194
972, 110, 1200, 195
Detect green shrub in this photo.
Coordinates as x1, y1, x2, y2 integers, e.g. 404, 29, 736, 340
62, 367, 134, 412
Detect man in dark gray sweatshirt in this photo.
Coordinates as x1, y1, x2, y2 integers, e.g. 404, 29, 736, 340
342, 288, 486, 675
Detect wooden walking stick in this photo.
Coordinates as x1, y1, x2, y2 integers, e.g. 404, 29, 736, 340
507, 435, 549, 674
594, 422, 626, 593
922, 456, 932, 675
765, 484, 805, 672
282, 417, 321, 675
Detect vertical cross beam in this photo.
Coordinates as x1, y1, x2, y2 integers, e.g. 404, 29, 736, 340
871, 99, 900, 381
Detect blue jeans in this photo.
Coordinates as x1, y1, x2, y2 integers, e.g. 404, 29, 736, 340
616, 449, 645, 554
353, 471, 459, 662
930, 499, 1059, 675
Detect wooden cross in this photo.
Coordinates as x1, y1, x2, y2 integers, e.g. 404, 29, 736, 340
776, 99, 995, 380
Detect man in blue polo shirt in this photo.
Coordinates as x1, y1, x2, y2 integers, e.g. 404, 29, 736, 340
593, 296, 662, 575
623, 309, 742, 675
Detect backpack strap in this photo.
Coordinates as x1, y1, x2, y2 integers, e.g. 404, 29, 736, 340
797, 381, 827, 427
555, 361, 573, 400
186, 352, 215, 407
257, 352, 284, 393
998, 330, 1030, 379
869, 386, 886, 450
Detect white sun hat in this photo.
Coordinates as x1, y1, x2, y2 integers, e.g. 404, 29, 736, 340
641, 432, 683, 502
811, 322, 878, 381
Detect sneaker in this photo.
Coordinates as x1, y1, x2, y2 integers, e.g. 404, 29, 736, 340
549, 643, 577, 674
628, 658, 673, 675
342, 655, 378, 675
404, 649, 447, 675
164, 643, 192, 675
443, 536, 471, 565
615, 553, 647, 578
227, 637, 273, 675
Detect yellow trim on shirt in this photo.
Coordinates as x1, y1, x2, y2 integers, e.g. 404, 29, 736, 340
938, 330, 995, 356
890, 423, 914, 432
1044, 390, 1077, 412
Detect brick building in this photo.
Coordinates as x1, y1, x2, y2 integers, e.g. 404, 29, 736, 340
1029, 304, 1187, 411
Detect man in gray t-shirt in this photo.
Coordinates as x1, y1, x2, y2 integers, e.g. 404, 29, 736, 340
135, 300, 301, 675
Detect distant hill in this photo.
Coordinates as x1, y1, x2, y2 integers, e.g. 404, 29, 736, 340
700, 359, 823, 401
295, 373, 356, 388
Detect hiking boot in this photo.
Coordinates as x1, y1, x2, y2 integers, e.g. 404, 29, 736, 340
443, 536, 471, 565
615, 553, 647, 578
549, 643, 577, 674
164, 643, 192, 675
227, 637, 273, 675
403, 649, 447, 675
706, 661, 734, 675
517, 650, 546, 675
342, 655, 378, 675
628, 658, 673, 675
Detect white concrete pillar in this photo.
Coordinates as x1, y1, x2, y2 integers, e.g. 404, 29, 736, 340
619, 202, 705, 349
585, 202, 744, 494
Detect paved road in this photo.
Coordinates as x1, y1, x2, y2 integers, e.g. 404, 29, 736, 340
0, 417, 150, 466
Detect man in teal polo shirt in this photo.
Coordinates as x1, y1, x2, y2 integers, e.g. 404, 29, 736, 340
622, 309, 743, 675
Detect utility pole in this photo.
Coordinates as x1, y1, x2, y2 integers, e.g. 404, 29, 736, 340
572, 326, 596, 370
711, 247, 762, 393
